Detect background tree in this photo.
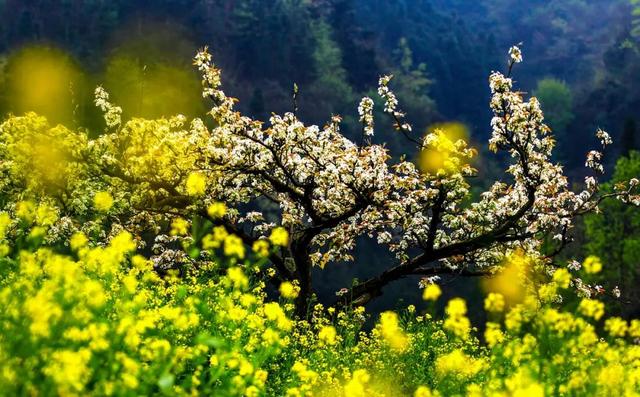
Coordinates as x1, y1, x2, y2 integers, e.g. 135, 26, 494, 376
534, 78, 574, 161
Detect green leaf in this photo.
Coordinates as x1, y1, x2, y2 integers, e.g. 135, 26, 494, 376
157, 373, 174, 392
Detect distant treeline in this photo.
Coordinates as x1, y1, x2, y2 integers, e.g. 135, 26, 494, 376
1, 0, 638, 170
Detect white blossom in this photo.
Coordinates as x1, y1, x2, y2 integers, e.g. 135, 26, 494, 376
596, 128, 612, 147
358, 97, 375, 137
94, 86, 122, 129
585, 150, 604, 173
613, 286, 621, 298
509, 45, 523, 63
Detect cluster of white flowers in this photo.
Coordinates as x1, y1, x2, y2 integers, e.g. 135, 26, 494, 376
376, 75, 411, 132
584, 176, 598, 191
358, 97, 375, 137
377, 75, 397, 114
418, 276, 441, 289
94, 86, 122, 129
509, 45, 523, 63
586, 150, 604, 173
596, 128, 613, 147
567, 260, 582, 271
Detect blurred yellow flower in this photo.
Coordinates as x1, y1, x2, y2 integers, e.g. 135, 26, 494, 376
482, 250, 530, 306
578, 298, 605, 321
0, 213, 10, 239
435, 349, 485, 377
207, 202, 226, 218
170, 217, 189, 236
252, 240, 270, 258
227, 267, 249, 290
484, 322, 505, 347
344, 369, 370, 397
414, 385, 434, 397
552, 268, 571, 289
583, 256, 602, 274
484, 293, 505, 313
224, 234, 245, 259
444, 298, 471, 339
69, 232, 88, 251
605, 317, 627, 338
318, 325, 337, 346
379, 311, 409, 352
16, 201, 36, 222
94, 191, 114, 212
269, 227, 289, 247
422, 284, 442, 301
186, 172, 206, 196
446, 298, 467, 317
279, 281, 299, 299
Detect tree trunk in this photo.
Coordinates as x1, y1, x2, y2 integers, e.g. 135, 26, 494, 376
291, 231, 314, 318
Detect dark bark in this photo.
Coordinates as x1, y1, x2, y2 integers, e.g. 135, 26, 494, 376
291, 230, 315, 318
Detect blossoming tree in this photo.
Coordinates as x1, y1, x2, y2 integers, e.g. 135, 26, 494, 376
0, 46, 638, 316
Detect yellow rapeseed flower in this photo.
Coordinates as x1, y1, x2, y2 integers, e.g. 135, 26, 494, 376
70, 232, 88, 251
378, 311, 409, 352
435, 349, 485, 377
93, 191, 114, 212
224, 234, 245, 259
605, 317, 628, 338
484, 322, 505, 347
227, 267, 249, 290
630, 320, 640, 338
552, 268, 571, 289
422, 284, 442, 301
446, 298, 467, 317
279, 281, 299, 299
170, 217, 189, 236
444, 298, 471, 339
185, 172, 206, 196
414, 385, 434, 397
207, 202, 226, 218
16, 200, 36, 222
252, 239, 270, 258
578, 298, 605, 321
484, 293, 505, 312
269, 227, 289, 247
0, 212, 11, 239
344, 369, 370, 397
36, 202, 58, 226
583, 256, 602, 274
318, 325, 337, 346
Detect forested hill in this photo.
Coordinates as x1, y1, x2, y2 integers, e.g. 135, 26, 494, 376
1, 0, 638, 171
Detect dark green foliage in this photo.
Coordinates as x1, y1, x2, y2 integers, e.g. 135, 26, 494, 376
535, 78, 574, 134
534, 78, 574, 161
